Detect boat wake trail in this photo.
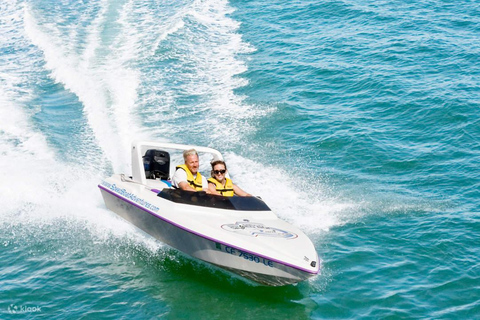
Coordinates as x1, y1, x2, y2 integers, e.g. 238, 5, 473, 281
24, 1, 147, 173
0, 1, 155, 250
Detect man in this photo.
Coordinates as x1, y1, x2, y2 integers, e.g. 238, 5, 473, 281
172, 149, 209, 192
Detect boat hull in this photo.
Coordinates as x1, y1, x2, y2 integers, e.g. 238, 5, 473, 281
100, 186, 317, 286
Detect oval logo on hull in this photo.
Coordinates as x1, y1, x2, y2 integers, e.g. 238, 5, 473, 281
221, 222, 298, 239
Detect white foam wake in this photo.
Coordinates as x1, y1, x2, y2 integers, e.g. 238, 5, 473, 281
0, 1, 159, 251
0, 82, 155, 250
23, 1, 148, 173
138, 0, 275, 147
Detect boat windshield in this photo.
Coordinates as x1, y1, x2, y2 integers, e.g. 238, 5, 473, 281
157, 189, 271, 211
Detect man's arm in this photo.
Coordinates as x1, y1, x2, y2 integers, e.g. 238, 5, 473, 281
172, 168, 193, 190
173, 169, 203, 192
178, 181, 196, 191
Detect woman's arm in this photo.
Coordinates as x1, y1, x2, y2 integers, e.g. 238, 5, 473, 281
233, 184, 251, 197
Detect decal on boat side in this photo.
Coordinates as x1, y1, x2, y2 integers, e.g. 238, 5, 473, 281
101, 180, 160, 212
221, 222, 297, 239
218, 244, 274, 267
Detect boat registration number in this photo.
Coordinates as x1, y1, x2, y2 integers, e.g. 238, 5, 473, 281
220, 244, 274, 267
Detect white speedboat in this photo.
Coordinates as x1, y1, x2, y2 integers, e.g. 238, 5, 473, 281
98, 141, 319, 286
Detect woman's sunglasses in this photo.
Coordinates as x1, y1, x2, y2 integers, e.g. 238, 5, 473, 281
213, 170, 226, 174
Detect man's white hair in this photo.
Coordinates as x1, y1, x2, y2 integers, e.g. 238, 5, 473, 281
183, 149, 198, 161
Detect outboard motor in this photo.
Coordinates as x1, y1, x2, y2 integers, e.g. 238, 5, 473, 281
143, 149, 170, 180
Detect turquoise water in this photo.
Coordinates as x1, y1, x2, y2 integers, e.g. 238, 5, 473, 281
1, 0, 479, 318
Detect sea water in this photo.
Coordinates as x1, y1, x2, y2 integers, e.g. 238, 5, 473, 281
1, 0, 479, 318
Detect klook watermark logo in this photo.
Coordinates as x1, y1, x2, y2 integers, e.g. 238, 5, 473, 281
8, 304, 42, 314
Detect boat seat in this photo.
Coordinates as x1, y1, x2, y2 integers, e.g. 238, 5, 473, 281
143, 149, 170, 180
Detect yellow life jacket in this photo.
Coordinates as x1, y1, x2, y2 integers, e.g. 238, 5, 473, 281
208, 177, 234, 197
176, 164, 204, 191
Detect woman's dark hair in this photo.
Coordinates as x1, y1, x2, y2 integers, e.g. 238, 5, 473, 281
210, 160, 227, 178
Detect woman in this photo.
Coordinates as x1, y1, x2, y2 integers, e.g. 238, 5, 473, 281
207, 160, 251, 197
